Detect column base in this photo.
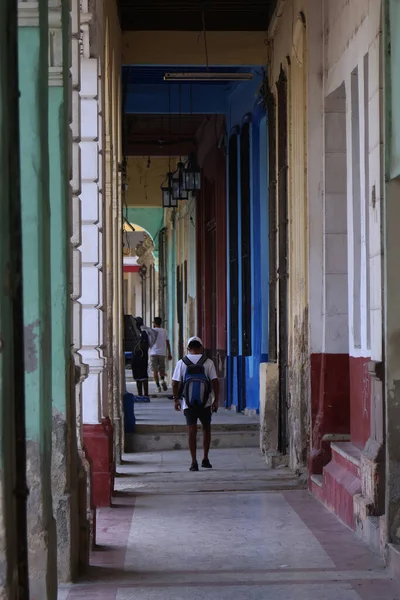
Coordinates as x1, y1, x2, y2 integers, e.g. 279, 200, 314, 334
83, 418, 114, 508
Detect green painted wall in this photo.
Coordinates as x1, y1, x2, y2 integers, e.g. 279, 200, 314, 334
127, 207, 164, 251
18, 4, 57, 596
167, 220, 177, 356
19, 24, 52, 445
49, 85, 69, 415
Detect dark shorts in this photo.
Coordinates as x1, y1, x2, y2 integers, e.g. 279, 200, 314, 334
131, 354, 148, 381
184, 405, 212, 427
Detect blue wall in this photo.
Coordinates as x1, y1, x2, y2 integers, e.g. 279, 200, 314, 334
225, 74, 269, 413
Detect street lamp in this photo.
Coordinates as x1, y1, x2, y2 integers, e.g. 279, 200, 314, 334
171, 161, 189, 201
161, 173, 178, 208
183, 155, 201, 192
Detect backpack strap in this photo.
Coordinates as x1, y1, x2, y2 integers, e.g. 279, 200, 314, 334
182, 356, 194, 367
197, 354, 208, 366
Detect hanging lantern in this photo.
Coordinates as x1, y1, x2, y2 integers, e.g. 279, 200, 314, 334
172, 161, 189, 201
161, 173, 177, 208
183, 155, 202, 192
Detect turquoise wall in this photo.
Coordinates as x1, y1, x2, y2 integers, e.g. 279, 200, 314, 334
19, 24, 52, 445
127, 207, 164, 252
167, 221, 177, 356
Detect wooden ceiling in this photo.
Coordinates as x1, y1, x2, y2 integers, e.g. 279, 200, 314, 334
118, 0, 277, 31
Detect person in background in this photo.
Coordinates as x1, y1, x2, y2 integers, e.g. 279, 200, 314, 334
172, 337, 219, 471
150, 316, 172, 393
131, 317, 150, 397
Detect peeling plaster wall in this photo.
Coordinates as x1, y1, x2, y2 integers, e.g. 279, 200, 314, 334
267, 0, 309, 470
385, 0, 400, 548
49, 0, 81, 582
126, 157, 171, 208
18, 4, 57, 596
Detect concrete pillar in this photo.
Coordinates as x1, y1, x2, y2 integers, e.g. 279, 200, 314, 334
385, 0, 400, 552
0, 0, 29, 595
80, 4, 114, 508
70, 0, 91, 560
18, 1, 57, 596
48, 0, 80, 582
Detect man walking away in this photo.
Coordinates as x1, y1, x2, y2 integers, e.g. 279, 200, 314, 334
172, 337, 219, 471
150, 316, 172, 392
131, 317, 150, 397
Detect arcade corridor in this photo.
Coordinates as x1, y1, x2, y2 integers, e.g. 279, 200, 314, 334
5, 0, 400, 599
59, 445, 399, 600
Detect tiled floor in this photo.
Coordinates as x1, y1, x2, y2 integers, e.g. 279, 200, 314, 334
60, 447, 400, 600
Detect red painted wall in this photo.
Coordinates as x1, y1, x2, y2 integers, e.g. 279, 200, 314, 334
310, 352, 372, 473
309, 353, 350, 474
195, 118, 227, 403
196, 117, 227, 357
349, 356, 371, 448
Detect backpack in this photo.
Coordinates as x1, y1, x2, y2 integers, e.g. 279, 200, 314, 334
181, 355, 211, 407
124, 315, 142, 353
133, 330, 149, 356
142, 326, 158, 348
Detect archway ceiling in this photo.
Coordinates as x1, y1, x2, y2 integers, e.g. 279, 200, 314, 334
125, 113, 209, 156
118, 0, 277, 31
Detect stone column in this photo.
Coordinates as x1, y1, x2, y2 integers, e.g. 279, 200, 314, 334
18, 1, 57, 597
70, 0, 91, 561
0, 0, 29, 595
80, 1, 114, 509
48, 0, 80, 582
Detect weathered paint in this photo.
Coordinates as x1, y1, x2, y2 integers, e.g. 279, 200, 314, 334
384, 0, 400, 549
18, 3, 57, 597
303, 0, 384, 544
126, 157, 177, 208
49, 0, 81, 582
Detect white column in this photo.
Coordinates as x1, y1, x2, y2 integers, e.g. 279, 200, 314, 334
80, 54, 105, 424
70, 0, 87, 430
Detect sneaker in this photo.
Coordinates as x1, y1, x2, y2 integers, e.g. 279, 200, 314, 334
189, 461, 199, 472
161, 380, 168, 391
156, 385, 161, 393
201, 458, 212, 469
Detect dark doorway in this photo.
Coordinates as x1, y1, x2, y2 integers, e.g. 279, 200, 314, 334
228, 133, 239, 357
240, 120, 252, 359
277, 68, 289, 454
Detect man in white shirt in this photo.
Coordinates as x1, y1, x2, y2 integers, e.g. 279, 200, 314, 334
172, 337, 219, 471
150, 317, 172, 392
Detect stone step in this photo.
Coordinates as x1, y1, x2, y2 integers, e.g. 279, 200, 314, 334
311, 473, 323, 487
134, 422, 259, 434
322, 441, 362, 530
125, 427, 259, 452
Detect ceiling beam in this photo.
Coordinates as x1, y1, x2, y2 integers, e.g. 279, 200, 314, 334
125, 141, 196, 157
122, 31, 268, 66
124, 84, 227, 114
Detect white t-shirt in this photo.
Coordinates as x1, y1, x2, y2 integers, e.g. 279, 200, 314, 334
150, 327, 169, 356
172, 354, 217, 410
